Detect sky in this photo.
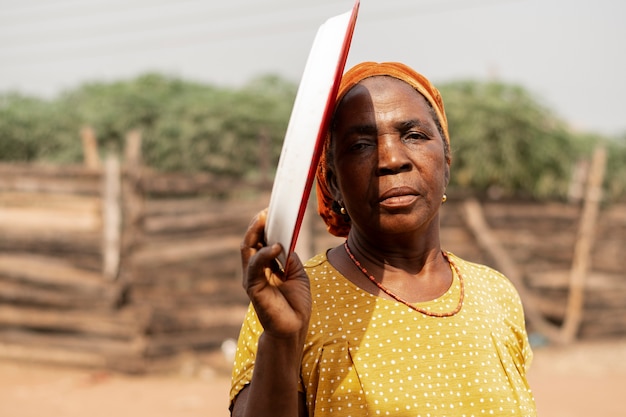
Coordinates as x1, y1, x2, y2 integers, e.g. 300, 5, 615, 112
1, 0, 624, 136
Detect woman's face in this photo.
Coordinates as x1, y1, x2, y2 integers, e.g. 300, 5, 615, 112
329, 76, 450, 238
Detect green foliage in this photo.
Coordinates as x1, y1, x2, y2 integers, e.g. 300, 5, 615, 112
1, 73, 624, 201
439, 81, 584, 199
0, 73, 297, 179
604, 135, 626, 201
0, 94, 63, 161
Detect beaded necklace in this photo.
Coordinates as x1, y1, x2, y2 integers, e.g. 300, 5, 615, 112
343, 241, 464, 317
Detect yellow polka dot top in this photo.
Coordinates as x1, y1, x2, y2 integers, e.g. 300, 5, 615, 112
230, 252, 537, 417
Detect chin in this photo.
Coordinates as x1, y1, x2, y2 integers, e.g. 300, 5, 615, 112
381, 212, 439, 234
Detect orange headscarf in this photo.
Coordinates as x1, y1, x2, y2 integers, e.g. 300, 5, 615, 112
315, 62, 450, 237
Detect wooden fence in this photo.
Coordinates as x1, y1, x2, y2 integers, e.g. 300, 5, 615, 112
0, 140, 624, 372
0, 133, 269, 372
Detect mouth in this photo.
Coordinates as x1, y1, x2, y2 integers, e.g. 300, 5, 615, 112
378, 187, 419, 208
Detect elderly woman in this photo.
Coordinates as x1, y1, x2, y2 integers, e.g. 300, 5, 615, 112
230, 62, 536, 417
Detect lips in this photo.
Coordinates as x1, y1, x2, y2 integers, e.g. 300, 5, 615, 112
378, 186, 419, 208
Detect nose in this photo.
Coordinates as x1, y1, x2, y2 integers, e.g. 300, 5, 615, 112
376, 136, 411, 175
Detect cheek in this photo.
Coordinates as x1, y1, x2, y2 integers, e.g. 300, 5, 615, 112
336, 168, 373, 207
427, 145, 449, 181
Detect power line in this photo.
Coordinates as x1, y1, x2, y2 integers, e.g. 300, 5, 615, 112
0, 14, 324, 67
0, 0, 523, 67
0, 0, 347, 29
0, 0, 349, 48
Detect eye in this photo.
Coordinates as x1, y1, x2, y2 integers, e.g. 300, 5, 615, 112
349, 140, 374, 152
404, 131, 429, 143
342, 132, 376, 154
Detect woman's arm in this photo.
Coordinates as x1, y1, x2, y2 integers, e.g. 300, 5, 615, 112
232, 210, 311, 417
231, 335, 309, 417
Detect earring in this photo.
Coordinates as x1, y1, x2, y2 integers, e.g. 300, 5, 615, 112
340, 206, 347, 215
442, 194, 448, 203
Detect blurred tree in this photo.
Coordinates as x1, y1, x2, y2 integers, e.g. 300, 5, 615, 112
0, 73, 296, 180
0, 94, 53, 161
603, 133, 626, 201
0, 74, 624, 201
439, 80, 581, 199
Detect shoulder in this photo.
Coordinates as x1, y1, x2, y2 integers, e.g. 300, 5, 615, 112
447, 252, 521, 299
448, 253, 530, 330
303, 251, 338, 283
304, 251, 329, 268
303, 251, 358, 303
448, 252, 508, 280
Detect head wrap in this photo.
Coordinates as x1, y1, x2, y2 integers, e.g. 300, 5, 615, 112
315, 61, 450, 237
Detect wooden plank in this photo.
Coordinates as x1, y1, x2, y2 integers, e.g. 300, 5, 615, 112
527, 270, 626, 291
604, 204, 626, 224
0, 280, 120, 309
580, 309, 626, 338
0, 228, 101, 254
585, 290, 626, 309
143, 210, 258, 234
0, 170, 100, 195
131, 235, 242, 266
143, 197, 221, 215
0, 162, 101, 178
0, 254, 107, 291
0, 305, 146, 339
127, 291, 248, 308
0, 191, 100, 211
0, 206, 100, 232
482, 201, 580, 221
139, 171, 270, 196
147, 305, 248, 333
129, 253, 239, 281
593, 239, 625, 275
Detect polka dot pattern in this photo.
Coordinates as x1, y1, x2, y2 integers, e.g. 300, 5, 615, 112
230, 252, 536, 416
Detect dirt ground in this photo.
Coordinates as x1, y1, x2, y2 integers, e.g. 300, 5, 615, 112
1, 338, 624, 417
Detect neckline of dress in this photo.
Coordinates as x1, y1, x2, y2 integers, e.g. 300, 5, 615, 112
343, 240, 464, 317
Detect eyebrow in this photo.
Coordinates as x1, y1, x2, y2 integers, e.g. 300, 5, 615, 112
396, 119, 432, 131
340, 118, 437, 137
344, 123, 377, 136
404, 119, 442, 138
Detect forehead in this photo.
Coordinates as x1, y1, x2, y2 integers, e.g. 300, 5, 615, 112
334, 76, 434, 126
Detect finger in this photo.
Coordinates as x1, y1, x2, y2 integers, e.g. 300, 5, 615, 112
283, 250, 304, 278
283, 252, 311, 296
240, 209, 268, 271
245, 242, 284, 292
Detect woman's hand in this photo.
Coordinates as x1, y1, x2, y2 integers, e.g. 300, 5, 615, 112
240, 209, 312, 339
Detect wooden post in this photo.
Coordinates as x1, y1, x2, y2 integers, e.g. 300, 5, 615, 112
81, 126, 101, 169
463, 198, 563, 343
102, 153, 121, 280
560, 146, 607, 343
124, 129, 143, 168
567, 159, 589, 204
120, 130, 145, 282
